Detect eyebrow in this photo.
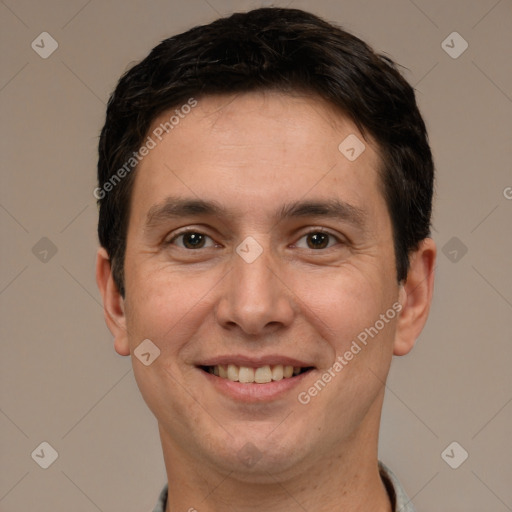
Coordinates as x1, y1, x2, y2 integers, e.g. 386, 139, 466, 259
145, 197, 227, 229
277, 199, 366, 229
144, 196, 366, 230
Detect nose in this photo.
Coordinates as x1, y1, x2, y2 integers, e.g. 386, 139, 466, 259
215, 244, 296, 336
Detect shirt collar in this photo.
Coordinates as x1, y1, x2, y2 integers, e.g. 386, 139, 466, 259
379, 461, 417, 512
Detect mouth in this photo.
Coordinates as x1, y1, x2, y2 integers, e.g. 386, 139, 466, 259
200, 364, 314, 384
196, 356, 317, 402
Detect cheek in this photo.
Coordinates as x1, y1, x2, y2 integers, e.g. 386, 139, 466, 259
123, 262, 222, 359
291, 264, 392, 356
124, 269, 213, 422
294, 269, 397, 434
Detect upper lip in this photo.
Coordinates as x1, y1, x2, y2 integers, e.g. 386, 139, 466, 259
196, 355, 315, 368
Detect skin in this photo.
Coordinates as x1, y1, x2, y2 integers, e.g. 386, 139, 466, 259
96, 91, 436, 511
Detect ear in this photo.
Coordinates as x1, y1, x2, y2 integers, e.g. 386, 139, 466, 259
95, 247, 130, 356
393, 238, 436, 356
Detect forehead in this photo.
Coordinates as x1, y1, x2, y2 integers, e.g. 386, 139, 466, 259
131, 91, 386, 225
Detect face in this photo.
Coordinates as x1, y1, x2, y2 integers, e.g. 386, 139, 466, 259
108, 91, 408, 480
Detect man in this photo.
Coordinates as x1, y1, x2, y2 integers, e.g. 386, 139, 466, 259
95, 7, 436, 511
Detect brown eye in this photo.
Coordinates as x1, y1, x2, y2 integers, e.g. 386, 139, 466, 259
306, 232, 330, 249
182, 233, 205, 248
293, 230, 342, 250
170, 232, 215, 249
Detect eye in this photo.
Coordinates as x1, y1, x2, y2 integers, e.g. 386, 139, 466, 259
168, 231, 217, 249
294, 231, 340, 250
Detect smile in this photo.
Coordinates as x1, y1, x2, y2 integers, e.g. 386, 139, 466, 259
201, 364, 313, 383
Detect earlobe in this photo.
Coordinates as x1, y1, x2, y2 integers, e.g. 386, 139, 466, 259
393, 238, 436, 356
95, 247, 130, 356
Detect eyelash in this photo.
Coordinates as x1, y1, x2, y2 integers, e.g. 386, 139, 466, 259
166, 228, 344, 250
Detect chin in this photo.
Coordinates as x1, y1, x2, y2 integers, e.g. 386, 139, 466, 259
199, 429, 313, 482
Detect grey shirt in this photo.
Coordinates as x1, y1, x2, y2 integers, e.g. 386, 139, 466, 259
152, 461, 415, 512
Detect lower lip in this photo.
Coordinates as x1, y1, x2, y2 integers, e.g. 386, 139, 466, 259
199, 368, 314, 402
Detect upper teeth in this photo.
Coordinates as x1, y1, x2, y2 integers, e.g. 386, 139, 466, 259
209, 364, 302, 383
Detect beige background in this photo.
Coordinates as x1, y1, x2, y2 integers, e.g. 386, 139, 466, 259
1, 0, 511, 510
